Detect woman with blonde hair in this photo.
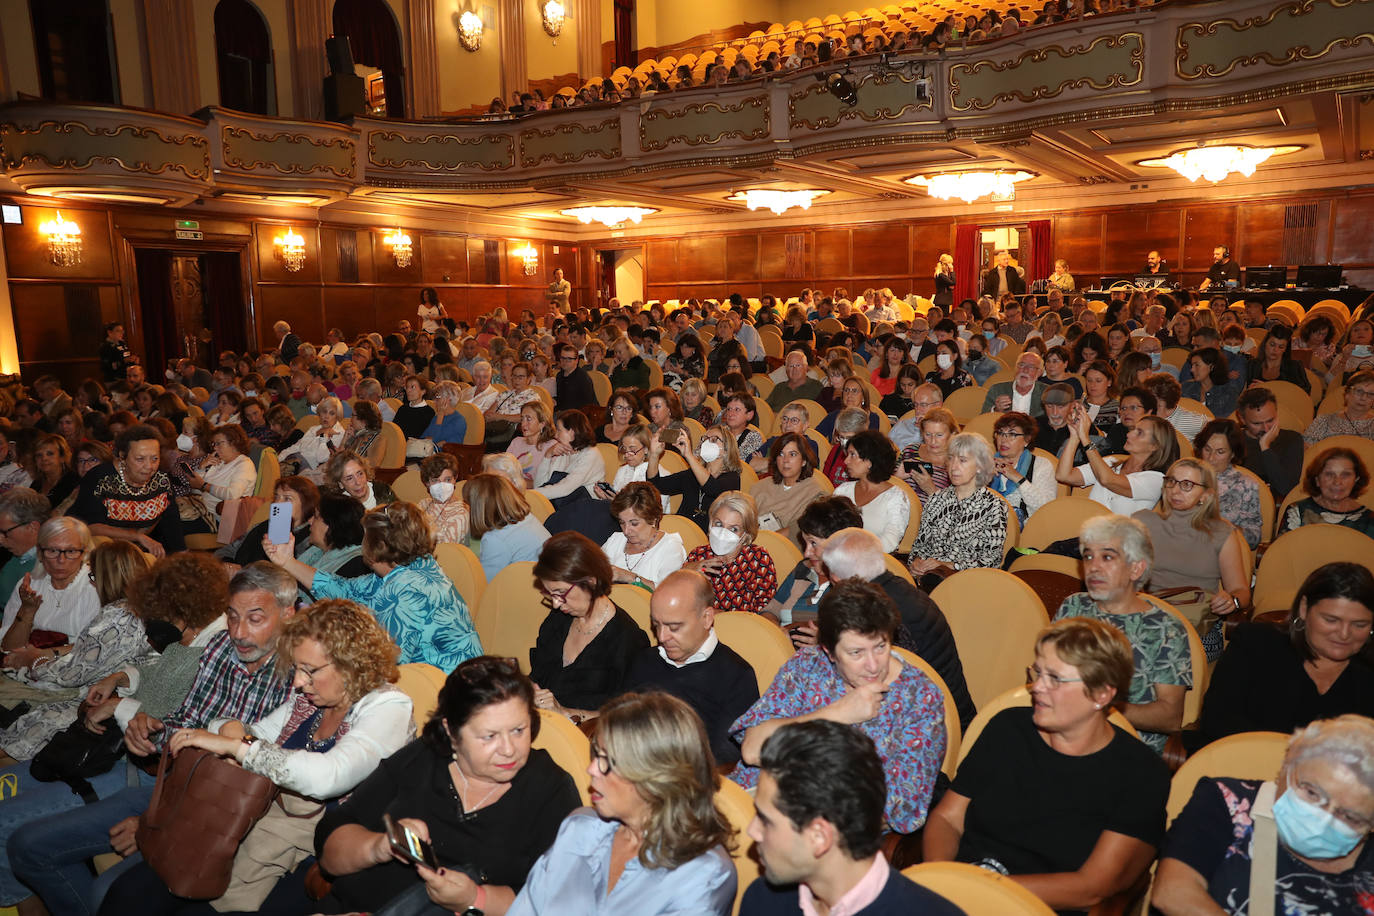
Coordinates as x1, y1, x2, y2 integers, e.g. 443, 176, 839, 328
679, 377, 715, 425
323, 449, 397, 510
509, 692, 736, 915
420, 380, 468, 447
650, 424, 742, 532
467, 472, 552, 579
508, 400, 557, 483
682, 491, 777, 615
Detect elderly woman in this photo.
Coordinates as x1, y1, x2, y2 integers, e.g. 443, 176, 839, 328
762, 497, 864, 629
750, 433, 826, 542
209, 389, 242, 428
508, 401, 556, 483
339, 400, 384, 459
1279, 446, 1374, 539
833, 430, 908, 553
280, 396, 346, 477
265, 502, 481, 671
602, 482, 686, 590
907, 432, 1008, 589
609, 337, 650, 390
734, 579, 946, 834
1057, 411, 1178, 516
468, 472, 552, 580
1194, 419, 1263, 549
683, 491, 778, 616
99, 598, 414, 915
420, 380, 469, 447
395, 375, 437, 442
315, 657, 581, 915
898, 407, 957, 505
529, 532, 649, 722
485, 361, 541, 448
323, 449, 397, 511
679, 378, 715, 425
990, 412, 1056, 525
28, 434, 79, 517
820, 408, 869, 487
417, 451, 469, 544
650, 424, 742, 532
461, 360, 500, 413
1, 517, 100, 650
297, 491, 370, 585
180, 423, 256, 521
599, 389, 642, 446
924, 618, 1170, 910
509, 692, 736, 915
1304, 368, 1374, 446
1157, 715, 1374, 916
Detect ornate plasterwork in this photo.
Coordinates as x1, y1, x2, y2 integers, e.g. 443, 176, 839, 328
788, 71, 933, 129
949, 33, 1144, 111
221, 126, 355, 179
0, 119, 210, 179
518, 117, 621, 168
638, 96, 770, 152
1175, 0, 1374, 80
368, 129, 514, 171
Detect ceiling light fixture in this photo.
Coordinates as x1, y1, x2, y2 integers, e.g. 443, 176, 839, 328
274, 227, 306, 272
541, 0, 565, 38
728, 189, 828, 215
1138, 143, 1301, 183
561, 206, 657, 228
38, 211, 82, 267
906, 170, 1034, 203
382, 227, 413, 267
457, 8, 483, 51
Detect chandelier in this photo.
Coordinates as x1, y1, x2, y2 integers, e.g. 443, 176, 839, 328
383, 227, 413, 267
906, 170, 1034, 203
561, 206, 657, 228
274, 227, 306, 272
729, 189, 828, 215
513, 243, 539, 275
1139, 143, 1300, 183
39, 211, 82, 267
457, 9, 483, 51
541, 0, 565, 37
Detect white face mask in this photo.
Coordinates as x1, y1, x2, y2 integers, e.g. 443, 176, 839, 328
698, 440, 723, 463
428, 480, 456, 503
176, 434, 194, 452
936, 354, 954, 370
709, 525, 742, 556
165, 369, 177, 380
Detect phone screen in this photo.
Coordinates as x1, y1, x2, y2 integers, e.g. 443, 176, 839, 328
267, 501, 293, 544
384, 813, 439, 870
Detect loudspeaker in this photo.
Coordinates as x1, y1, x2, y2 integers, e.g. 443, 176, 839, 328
326, 36, 354, 75
323, 72, 366, 121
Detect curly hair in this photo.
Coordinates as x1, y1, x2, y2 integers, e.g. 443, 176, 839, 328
277, 599, 400, 701
127, 551, 230, 628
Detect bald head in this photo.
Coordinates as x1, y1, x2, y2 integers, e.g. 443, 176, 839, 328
649, 570, 717, 663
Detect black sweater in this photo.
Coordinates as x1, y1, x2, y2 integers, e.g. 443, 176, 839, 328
740, 865, 967, 915
623, 642, 760, 764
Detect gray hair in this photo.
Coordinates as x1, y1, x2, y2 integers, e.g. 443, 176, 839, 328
1079, 514, 1154, 586
481, 453, 527, 490
834, 408, 869, 437
432, 380, 462, 408
355, 378, 382, 399
230, 561, 298, 610
819, 527, 887, 581
947, 432, 996, 488
0, 488, 51, 527
472, 360, 492, 377
1284, 715, 1374, 796
37, 516, 92, 555
317, 396, 342, 419
709, 490, 759, 544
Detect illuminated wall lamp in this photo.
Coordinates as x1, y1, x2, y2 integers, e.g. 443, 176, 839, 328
383, 227, 413, 267
541, 0, 565, 38
458, 8, 483, 51
274, 227, 306, 272
514, 243, 539, 276
39, 211, 82, 267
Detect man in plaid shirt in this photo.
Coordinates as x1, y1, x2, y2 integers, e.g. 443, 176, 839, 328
7, 563, 298, 916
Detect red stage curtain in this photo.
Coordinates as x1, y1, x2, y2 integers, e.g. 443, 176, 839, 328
954, 224, 979, 303
1029, 219, 1052, 286
332, 0, 407, 117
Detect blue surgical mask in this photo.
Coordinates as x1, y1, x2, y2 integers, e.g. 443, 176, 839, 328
1272, 785, 1365, 860
983, 330, 996, 341
1223, 344, 1243, 354
1149, 352, 1162, 368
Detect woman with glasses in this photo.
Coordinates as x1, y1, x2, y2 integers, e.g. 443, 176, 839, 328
485, 361, 541, 449
0, 517, 99, 651
650, 424, 742, 533
990, 412, 1056, 525
598, 389, 643, 446
510, 691, 736, 915
73, 440, 112, 480
1156, 714, 1374, 916
1133, 458, 1251, 655
923, 617, 1171, 912
99, 598, 414, 915
1303, 369, 1374, 447
180, 424, 256, 529
1279, 446, 1374, 539
529, 532, 649, 722
1193, 419, 1263, 550
603, 482, 685, 590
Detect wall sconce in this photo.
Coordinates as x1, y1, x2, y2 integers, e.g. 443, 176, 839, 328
541, 0, 565, 38
458, 9, 483, 51
39, 211, 82, 267
383, 227, 413, 267
274, 227, 306, 272
514, 243, 539, 276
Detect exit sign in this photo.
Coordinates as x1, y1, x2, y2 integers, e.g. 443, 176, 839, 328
175, 219, 200, 230
175, 229, 203, 240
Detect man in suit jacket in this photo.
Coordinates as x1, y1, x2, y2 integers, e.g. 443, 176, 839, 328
980, 249, 1027, 298
982, 352, 1047, 416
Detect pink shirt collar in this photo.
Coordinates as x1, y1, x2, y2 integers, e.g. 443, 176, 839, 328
799, 856, 889, 916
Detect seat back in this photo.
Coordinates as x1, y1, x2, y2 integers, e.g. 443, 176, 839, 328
394, 662, 447, 731
1016, 496, 1112, 552
391, 467, 427, 504
377, 422, 406, 469
752, 529, 803, 580
1166, 731, 1289, 824
295, 414, 321, 433
714, 611, 795, 695
587, 370, 612, 405
253, 448, 280, 499
716, 776, 763, 915
595, 443, 620, 483
890, 477, 923, 554
524, 490, 555, 523
434, 542, 487, 609
930, 569, 1050, 709
659, 514, 708, 553
1141, 594, 1208, 725
1253, 524, 1374, 613
472, 561, 544, 673
943, 386, 988, 423
610, 584, 654, 637
893, 647, 961, 778
532, 709, 593, 804
1230, 464, 1275, 541
451, 403, 486, 445
957, 686, 1138, 769
903, 862, 1056, 915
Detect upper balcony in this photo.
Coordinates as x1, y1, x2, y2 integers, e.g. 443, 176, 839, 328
3, 0, 1372, 236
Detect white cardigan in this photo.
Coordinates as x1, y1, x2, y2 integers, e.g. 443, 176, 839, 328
533, 447, 603, 501
201, 453, 257, 511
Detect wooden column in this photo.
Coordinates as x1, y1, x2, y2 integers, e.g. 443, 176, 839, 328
499, 0, 528, 101
575, 0, 601, 82
406, 0, 441, 118
141, 0, 201, 115
289, 0, 331, 122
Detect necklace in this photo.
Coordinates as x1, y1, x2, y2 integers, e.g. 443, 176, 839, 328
451, 761, 504, 820
624, 530, 661, 566
574, 600, 613, 636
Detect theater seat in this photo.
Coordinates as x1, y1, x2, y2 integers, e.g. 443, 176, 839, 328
930, 569, 1049, 710
472, 561, 542, 672
1165, 730, 1288, 824
893, 647, 961, 778
903, 862, 1055, 915
395, 662, 447, 730
533, 708, 592, 804
716, 776, 762, 916
714, 611, 794, 695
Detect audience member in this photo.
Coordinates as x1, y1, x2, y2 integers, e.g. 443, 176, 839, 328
1277, 446, 1374, 539
1237, 386, 1305, 498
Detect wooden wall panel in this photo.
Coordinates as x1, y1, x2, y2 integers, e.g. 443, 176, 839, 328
1102, 208, 1181, 274
1, 205, 117, 281
813, 229, 849, 278
910, 221, 954, 263
1237, 202, 1287, 267
257, 285, 324, 344
421, 235, 470, 284
1331, 197, 1374, 267
255, 224, 322, 284
1182, 206, 1237, 271
679, 236, 726, 281
852, 226, 909, 277
725, 234, 760, 282
371, 232, 423, 287
1053, 214, 1105, 275
646, 240, 678, 283
758, 233, 792, 280
322, 287, 377, 340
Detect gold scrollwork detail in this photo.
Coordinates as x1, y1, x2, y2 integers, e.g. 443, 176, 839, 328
0, 119, 210, 179
518, 118, 621, 168
787, 71, 932, 130
1175, 0, 1374, 80
368, 130, 514, 171
949, 33, 1144, 111
639, 96, 770, 152
221, 126, 355, 179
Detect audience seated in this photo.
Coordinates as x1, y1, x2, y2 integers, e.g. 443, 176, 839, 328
683, 491, 778, 616
651, 424, 743, 532
750, 432, 827, 541
0, 488, 48, 609
323, 448, 397, 510
1057, 412, 1177, 515
897, 406, 957, 504
416, 451, 470, 544
1193, 419, 1263, 549
907, 432, 1008, 590
1305, 369, 1374, 446
833, 430, 908, 553
762, 496, 863, 629
603, 481, 687, 589
468, 472, 552, 579
1278, 446, 1374, 540
508, 400, 557, 483
1237, 386, 1305, 498
70, 423, 184, 556
990, 411, 1056, 525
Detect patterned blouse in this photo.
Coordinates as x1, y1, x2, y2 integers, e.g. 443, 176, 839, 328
1303, 411, 1374, 447
1054, 593, 1194, 753
908, 486, 1008, 571
684, 544, 777, 616
1215, 466, 1263, 549
729, 647, 946, 832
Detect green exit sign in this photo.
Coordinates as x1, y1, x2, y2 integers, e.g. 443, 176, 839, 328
175, 219, 200, 230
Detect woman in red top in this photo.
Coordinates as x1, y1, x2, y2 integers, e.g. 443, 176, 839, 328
683, 491, 778, 616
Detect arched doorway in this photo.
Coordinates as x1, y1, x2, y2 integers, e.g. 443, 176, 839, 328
214, 0, 276, 115
28, 0, 117, 103
331, 0, 406, 118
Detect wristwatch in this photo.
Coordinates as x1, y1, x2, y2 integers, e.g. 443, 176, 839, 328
241, 734, 259, 749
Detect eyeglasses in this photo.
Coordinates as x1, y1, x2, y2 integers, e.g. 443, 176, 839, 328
590, 742, 616, 776
0, 521, 27, 539
540, 586, 575, 607
1162, 477, 1207, 493
1348, 388, 1374, 400
39, 547, 84, 560
1026, 665, 1084, 689
619, 446, 644, 457
994, 430, 1025, 440
296, 661, 333, 682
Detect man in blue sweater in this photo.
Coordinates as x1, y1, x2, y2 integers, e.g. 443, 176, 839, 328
740, 720, 965, 915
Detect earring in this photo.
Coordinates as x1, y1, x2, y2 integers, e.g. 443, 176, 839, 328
1094, 703, 1101, 710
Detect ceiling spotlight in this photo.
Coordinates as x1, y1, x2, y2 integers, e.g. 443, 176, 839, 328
825, 72, 858, 106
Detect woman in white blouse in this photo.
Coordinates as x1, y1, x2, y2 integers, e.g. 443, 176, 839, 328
485, 361, 541, 447
280, 396, 346, 478
603, 482, 687, 589
417, 287, 448, 333
832, 430, 910, 553
461, 360, 500, 413
1056, 409, 1179, 516
182, 424, 257, 514
1, 517, 101, 650
533, 411, 604, 506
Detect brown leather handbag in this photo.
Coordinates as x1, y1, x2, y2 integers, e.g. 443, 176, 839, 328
136, 745, 277, 899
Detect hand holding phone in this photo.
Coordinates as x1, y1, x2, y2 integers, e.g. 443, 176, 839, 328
384, 813, 439, 870
267, 501, 293, 545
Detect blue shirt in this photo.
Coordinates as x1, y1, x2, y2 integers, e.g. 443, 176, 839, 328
508, 808, 736, 916
476, 514, 551, 581
311, 555, 481, 670
422, 411, 467, 446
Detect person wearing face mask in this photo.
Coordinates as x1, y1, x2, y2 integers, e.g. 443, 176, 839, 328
1155, 713, 1374, 916
682, 491, 777, 616
924, 340, 972, 398
650, 425, 742, 533
417, 452, 470, 545
961, 334, 1000, 387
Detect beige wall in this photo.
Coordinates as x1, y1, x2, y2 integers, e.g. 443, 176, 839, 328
435, 0, 503, 111
524, 0, 578, 82
110, 0, 150, 107
0, 0, 40, 99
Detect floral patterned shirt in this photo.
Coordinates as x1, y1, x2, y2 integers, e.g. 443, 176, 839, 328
684, 544, 777, 616
1216, 466, 1263, 550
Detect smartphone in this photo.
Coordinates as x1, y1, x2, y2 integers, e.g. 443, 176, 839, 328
383, 813, 439, 870
267, 501, 293, 544
906, 460, 934, 475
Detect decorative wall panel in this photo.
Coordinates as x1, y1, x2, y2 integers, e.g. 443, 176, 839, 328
638, 96, 769, 152
1175, 0, 1374, 80
518, 118, 621, 168
0, 119, 209, 180
368, 129, 514, 172
949, 33, 1144, 111
222, 127, 356, 179
788, 72, 932, 129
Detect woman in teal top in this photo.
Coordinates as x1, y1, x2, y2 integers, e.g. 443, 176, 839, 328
265, 501, 481, 671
